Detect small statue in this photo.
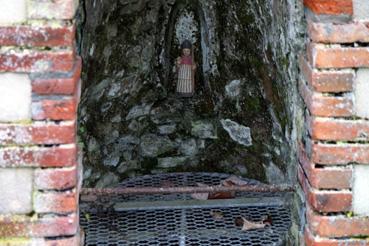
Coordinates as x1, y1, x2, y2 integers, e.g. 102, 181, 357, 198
175, 40, 196, 97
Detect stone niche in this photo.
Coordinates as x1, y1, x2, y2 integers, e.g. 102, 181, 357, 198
77, 0, 305, 188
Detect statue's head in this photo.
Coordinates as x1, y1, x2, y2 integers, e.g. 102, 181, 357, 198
181, 40, 192, 57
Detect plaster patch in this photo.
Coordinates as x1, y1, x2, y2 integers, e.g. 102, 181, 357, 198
0, 0, 27, 25
354, 69, 369, 119
353, 0, 369, 21
0, 73, 31, 122
0, 168, 33, 214
353, 165, 369, 216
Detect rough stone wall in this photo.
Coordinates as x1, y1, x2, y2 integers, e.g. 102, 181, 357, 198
78, 0, 305, 190
301, 0, 369, 245
0, 0, 82, 245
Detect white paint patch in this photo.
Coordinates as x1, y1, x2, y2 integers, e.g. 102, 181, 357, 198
353, 0, 369, 21
354, 69, 369, 119
0, 168, 33, 214
353, 165, 369, 216
0, 73, 31, 122
0, 0, 27, 25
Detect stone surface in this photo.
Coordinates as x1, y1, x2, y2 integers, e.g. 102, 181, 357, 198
139, 134, 176, 157
353, 0, 369, 20
158, 157, 188, 168
353, 165, 369, 216
0, 0, 26, 24
0, 168, 33, 214
0, 73, 31, 122
78, 0, 305, 187
354, 69, 369, 119
220, 119, 252, 146
191, 121, 217, 139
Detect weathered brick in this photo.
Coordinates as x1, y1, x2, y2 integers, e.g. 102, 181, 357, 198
0, 121, 75, 145
309, 141, 369, 165
308, 43, 369, 69
308, 116, 369, 141
308, 21, 369, 43
32, 57, 82, 95
34, 166, 77, 190
299, 80, 353, 117
0, 25, 75, 47
0, 214, 78, 237
305, 227, 368, 246
299, 166, 352, 212
299, 143, 352, 189
303, 0, 353, 15
0, 145, 76, 168
27, 0, 79, 20
307, 206, 369, 237
32, 97, 77, 121
34, 190, 78, 214
0, 49, 75, 73
300, 56, 354, 93
0, 168, 33, 214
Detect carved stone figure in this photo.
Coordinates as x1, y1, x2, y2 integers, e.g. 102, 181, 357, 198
175, 40, 196, 97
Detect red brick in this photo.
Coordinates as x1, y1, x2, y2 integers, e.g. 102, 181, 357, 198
303, 0, 353, 15
300, 56, 354, 93
0, 49, 75, 73
32, 57, 82, 95
34, 190, 78, 214
308, 116, 369, 141
308, 43, 369, 69
0, 121, 75, 145
308, 21, 369, 44
0, 25, 75, 47
0, 145, 76, 168
299, 80, 353, 117
0, 214, 78, 237
28, 0, 79, 20
305, 227, 368, 246
298, 166, 352, 213
307, 206, 369, 237
34, 167, 77, 190
299, 143, 352, 189
32, 98, 77, 121
309, 140, 369, 165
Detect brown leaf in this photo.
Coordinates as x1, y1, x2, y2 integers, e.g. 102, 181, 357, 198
190, 183, 209, 200
234, 217, 266, 231
262, 214, 273, 226
222, 175, 249, 187
208, 191, 235, 200
210, 210, 224, 221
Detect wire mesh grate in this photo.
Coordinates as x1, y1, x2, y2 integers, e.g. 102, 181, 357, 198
80, 173, 291, 245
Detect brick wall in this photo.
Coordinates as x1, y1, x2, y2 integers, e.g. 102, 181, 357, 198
301, 0, 369, 245
0, 0, 81, 245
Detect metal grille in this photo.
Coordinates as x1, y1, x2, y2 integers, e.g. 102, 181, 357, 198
81, 173, 290, 245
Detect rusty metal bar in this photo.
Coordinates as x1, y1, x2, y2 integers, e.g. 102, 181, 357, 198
81, 184, 295, 196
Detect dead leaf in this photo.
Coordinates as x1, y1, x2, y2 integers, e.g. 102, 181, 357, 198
210, 210, 224, 221
208, 191, 235, 199
234, 217, 266, 231
191, 183, 209, 200
262, 214, 273, 226
222, 175, 250, 187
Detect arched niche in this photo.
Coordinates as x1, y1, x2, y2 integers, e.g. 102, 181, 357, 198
161, 0, 211, 95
